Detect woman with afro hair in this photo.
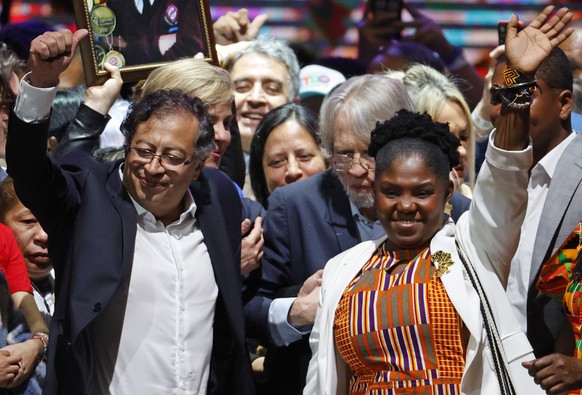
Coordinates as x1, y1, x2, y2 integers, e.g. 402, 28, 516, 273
303, 7, 574, 394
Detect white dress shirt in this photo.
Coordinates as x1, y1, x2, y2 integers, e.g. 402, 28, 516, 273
89, 176, 218, 395
506, 132, 576, 328
15, 78, 218, 394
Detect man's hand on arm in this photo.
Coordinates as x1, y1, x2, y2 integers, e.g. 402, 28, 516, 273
241, 217, 264, 275
288, 269, 323, 328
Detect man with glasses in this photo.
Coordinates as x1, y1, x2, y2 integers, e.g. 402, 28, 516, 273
244, 74, 470, 394
7, 29, 254, 394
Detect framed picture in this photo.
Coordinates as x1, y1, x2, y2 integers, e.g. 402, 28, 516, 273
73, 0, 218, 86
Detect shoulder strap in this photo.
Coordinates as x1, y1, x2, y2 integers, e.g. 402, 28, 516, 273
455, 240, 516, 395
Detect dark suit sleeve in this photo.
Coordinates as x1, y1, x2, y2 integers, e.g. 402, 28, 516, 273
53, 103, 111, 159
219, 105, 246, 189
6, 110, 83, 267
244, 189, 294, 343
450, 191, 471, 223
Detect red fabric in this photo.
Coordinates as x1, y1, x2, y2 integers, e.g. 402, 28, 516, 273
0, 223, 33, 294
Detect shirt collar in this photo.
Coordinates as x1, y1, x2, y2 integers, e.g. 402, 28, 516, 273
349, 201, 373, 225
535, 132, 576, 179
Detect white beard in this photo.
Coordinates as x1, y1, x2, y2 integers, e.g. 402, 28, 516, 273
337, 176, 375, 208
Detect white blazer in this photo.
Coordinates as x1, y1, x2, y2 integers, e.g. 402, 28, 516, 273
304, 135, 544, 395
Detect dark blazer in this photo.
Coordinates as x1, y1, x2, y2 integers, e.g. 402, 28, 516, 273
244, 169, 470, 394
6, 113, 254, 395
526, 133, 582, 356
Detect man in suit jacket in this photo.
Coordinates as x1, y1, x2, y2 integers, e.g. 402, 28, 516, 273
491, 48, 582, 357
7, 29, 254, 394
244, 74, 471, 394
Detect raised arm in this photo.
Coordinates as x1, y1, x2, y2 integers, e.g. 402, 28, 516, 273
495, 7, 573, 149
54, 63, 122, 159
462, 6, 573, 284
6, 30, 90, 266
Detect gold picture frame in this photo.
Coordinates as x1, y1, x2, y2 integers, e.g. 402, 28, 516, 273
73, 0, 218, 86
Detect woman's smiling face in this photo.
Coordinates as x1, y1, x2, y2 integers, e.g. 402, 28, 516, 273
374, 154, 453, 250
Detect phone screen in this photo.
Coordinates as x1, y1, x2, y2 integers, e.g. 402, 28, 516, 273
369, 0, 403, 39
370, 0, 402, 15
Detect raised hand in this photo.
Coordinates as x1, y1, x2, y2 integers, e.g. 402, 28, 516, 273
28, 29, 89, 88
213, 9, 268, 45
505, 6, 573, 75
84, 63, 123, 116
400, 2, 455, 60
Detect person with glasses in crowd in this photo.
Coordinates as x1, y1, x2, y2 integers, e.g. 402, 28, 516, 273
244, 73, 470, 394
6, 29, 254, 394
305, 7, 573, 393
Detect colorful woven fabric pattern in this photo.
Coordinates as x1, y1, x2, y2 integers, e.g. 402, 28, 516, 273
537, 222, 582, 301
537, 220, 582, 395
334, 245, 465, 394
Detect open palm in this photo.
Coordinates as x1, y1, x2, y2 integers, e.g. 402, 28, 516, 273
506, 6, 573, 75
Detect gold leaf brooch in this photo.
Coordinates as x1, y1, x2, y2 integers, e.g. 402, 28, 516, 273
432, 250, 454, 278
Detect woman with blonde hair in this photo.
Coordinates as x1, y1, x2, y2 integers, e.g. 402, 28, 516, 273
141, 58, 235, 169
387, 64, 475, 197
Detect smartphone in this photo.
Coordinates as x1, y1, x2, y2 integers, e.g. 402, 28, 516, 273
369, 0, 403, 16
497, 20, 525, 46
368, 0, 403, 39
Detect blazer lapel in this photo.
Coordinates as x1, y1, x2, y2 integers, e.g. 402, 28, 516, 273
190, 173, 244, 338
105, 162, 137, 283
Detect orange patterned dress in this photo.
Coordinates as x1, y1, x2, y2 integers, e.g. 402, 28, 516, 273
334, 245, 468, 394
537, 221, 582, 395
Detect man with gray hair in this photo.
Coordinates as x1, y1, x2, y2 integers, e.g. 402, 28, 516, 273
226, 37, 300, 155
244, 75, 416, 395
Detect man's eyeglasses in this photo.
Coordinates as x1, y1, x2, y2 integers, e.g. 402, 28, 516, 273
130, 147, 193, 168
331, 152, 375, 172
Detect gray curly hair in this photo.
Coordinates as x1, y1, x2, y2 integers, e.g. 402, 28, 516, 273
226, 37, 300, 101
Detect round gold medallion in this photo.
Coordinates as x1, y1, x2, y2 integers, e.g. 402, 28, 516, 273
90, 4, 116, 36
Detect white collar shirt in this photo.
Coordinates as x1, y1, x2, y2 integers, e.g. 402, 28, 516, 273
89, 168, 218, 394
506, 132, 576, 328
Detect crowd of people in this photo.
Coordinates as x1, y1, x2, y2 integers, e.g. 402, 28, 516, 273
0, 1, 581, 394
